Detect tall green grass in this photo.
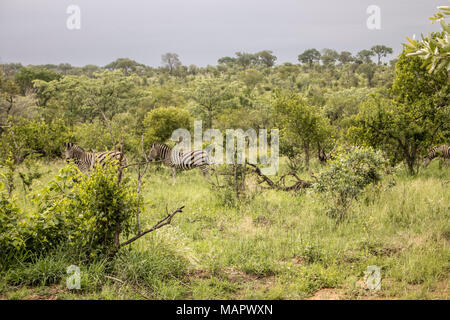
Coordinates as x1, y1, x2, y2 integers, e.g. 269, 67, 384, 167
0, 159, 448, 299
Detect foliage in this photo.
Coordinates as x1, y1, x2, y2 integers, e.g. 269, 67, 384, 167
0, 182, 24, 255
314, 146, 386, 221
350, 52, 449, 174
405, 5, 450, 75
0, 163, 139, 261
273, 90, 332, 170
298, 49, 321, 68
0, 153, 17, 196
143, 107, 192, 145
0, 117, 68, 163
14, 66, 61, 94
18, 157, 43, 193
32, 163, 138, 258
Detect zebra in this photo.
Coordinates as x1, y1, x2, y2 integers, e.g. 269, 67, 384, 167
423, 145, 450, 167
148, 142, 210, 184
64, 142, 128, 173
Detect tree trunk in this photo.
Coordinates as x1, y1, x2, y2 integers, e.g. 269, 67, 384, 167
304, 142, 310, 171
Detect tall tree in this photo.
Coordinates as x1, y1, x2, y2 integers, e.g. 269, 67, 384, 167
338, 51, 354, 65
298, 49, 321, 68
255, 50, 277, 68
356, 49, 375, 64
161, 53, 182, 75
350, 52, 449, 174
190, 78, 236, 128
321, 48, 339, 67
273, 91, 331, 171
105, 58, 142, 75
371, 45, 393, 65
235, 52, 256, 69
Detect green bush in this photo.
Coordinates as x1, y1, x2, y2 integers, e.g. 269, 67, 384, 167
143, 106, 192, 145
31, 163, 138, 259
0, 117, 68, 163
0, 162, 139, 262
0, 183, 25, 256
314, 146, 386, 221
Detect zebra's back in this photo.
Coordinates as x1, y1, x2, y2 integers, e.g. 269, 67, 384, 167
170, 149, 210, 171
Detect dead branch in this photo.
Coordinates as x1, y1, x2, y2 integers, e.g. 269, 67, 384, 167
120, 206, 185, 247
246, 163, 313, 192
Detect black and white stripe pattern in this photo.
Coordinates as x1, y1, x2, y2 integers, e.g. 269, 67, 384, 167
148, 142, 210, 184
423, 144, 450, 167
64, 142, 127, 173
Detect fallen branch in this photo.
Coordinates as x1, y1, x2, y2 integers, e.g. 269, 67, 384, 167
246, 163, 314, 192
120, 205, 185, 247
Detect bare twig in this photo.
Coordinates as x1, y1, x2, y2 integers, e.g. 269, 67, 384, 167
120, 206, 185, 247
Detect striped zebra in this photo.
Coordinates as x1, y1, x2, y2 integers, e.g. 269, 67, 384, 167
148, 142, 210, 184
423, 145, 450, 167
64, 142, 128, 173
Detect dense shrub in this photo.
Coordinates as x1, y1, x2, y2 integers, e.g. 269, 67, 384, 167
314, 146, 386, 221
143, 106, 192, 145
31, 163, 138, 259
0, 117, 68, 163
0, 183, 24, 256
0, 163, 139, 262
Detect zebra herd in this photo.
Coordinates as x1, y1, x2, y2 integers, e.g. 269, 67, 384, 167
64, 142, 210, 185
64, 142, 449, 183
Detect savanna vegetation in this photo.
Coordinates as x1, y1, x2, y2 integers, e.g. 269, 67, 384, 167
0, 6, 448, 300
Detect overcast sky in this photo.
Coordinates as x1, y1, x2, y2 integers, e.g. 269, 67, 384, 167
0, 0, 447, 67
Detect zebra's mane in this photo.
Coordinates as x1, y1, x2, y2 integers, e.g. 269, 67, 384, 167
153, 142, 171, 149
66, 142, 85, 152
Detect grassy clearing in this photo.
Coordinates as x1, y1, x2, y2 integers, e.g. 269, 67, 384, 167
0, 159, 449, 300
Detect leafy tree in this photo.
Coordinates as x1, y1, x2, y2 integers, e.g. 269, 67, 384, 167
239, 69, 264, 89
189, 77, 236, 128
14, 66, 62, 94
321, 48, 339, 67
143, 107, 192, 145
58, 63, 73, 75
105, 58, 143, 75
323, 88, 372, 130
235, 52, 257, 69
338, 51, 354, 65
356, 49, 375, 64
350, 53, 449, 174
255, 50, 277, 68
371, 45, 393, 65
35, 71, 145, 125
356, 63, 377, 87
298, 49, 321, 68
217, 56, 236, 66
0, 117, 68, 163
0, 79, 19, 118
273, 91, 331, 170
161, 53, 182, 74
